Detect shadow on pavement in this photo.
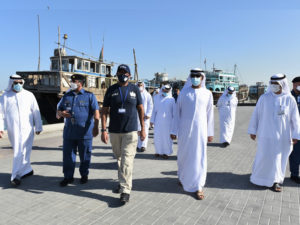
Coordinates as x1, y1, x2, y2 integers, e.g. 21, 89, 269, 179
161, 171, 177, 176
133, 177, 182, 194
135, 153, 177, 160
206, 172, 266, 190
0, 173, 124, 208
207, 143, 224, 147
31, 161, 118, 170
283, 177, 300, 188
92, 152, 115, 158
161, 171, 267, 191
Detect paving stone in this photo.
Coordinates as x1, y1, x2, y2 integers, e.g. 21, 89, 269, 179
0, 107, 299, 224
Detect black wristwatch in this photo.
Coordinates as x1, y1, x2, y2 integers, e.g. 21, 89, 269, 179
101, 129, 107, 132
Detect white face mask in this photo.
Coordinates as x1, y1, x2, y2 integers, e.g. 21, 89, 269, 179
139, 86, 144, 92
70, 82, 78, 90
296, 86, 300, 92
270, 84, 281, 93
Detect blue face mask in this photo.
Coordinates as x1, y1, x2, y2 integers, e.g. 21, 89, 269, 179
191, 77, 201, 86
162, 92, 169, 97
13, 83, 23, 92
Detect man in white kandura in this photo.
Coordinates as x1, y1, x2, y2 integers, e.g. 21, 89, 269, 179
217, 86, 238, 147
136, 81, 153, 152
0, 75, 43, 186
248, 74, 300, 192
170, 68, 214, 200
151, 84, 176, 159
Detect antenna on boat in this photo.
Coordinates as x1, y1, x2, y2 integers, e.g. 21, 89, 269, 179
204, 58, 207, 71
37, 15, 41, 71
133, 48, 138, 81
58, 26, 62, 71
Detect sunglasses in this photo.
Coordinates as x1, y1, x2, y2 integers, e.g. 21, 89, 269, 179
14, 82, 23, 85
190, 74, 202, 78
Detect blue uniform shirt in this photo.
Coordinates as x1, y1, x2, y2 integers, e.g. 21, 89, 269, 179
291, 90, 300, 114
58, 89, 99, 139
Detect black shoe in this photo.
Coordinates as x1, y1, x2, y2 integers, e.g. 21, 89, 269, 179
222, 142, 230, 147
80, 175, 88, 184
140, 147, 146, 152
59, 178, 74, 187
113, 184, 121, 193
120, 193, 130, 204
11, 178, 21, 186
291, 176, 300, 184
21, 170, 34, 179
136, 147, 141, 152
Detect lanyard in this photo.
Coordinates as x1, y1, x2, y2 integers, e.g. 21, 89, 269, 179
119, 87, 129, 108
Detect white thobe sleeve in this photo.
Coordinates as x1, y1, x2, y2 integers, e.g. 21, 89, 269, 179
31, 95, 43, 132
207, 92, 214, 137
216, 97, 222, 107
248, 97, 262, 135
0, 97, 4, 132
146, 94, 153, 118
170, 93, 181, 136
150, 101, 157, 124
290, 98, 300, 140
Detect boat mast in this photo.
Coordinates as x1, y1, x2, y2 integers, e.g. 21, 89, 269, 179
234, 64, 237, 75
58, 26, 62, 72
37, 15, 40, 71
133, 48, 138, 81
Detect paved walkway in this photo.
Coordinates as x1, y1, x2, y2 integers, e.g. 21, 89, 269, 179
0, 106, 299, 225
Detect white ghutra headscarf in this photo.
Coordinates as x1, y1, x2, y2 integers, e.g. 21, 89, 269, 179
182, 68, 206, 90
267, 73, 291, 95
5, 74, 25, 91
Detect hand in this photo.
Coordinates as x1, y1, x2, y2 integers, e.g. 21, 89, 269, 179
35, 131, 41, 135
60, 110, 71, 118
250, 134, 256, 140
292, 139, 298, 145
101, 131, 109, 144
140, 129, 146, 141
170, 134, 177, 140
93, 127, 99, 137
208, 136, 213, 142
0, 131, 3, 138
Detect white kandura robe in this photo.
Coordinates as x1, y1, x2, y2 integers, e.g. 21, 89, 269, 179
217, 94, 238, 143
171, 87, 214, 192
0, 89, 43, 180
150, 94, 176, 155
248, 92, 300, 187
137, 90, 153, 148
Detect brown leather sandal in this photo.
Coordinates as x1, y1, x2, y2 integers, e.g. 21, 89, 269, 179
272, 183, 282, 192
196, 190, 205, 200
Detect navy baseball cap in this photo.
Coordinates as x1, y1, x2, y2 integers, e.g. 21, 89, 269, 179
71, 74, 85, 83
117, 64, 131, 75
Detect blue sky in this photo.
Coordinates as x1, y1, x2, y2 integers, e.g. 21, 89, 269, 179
1, 0, 300, 90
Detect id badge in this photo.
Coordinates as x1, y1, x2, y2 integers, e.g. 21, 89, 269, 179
118, 108, 126, 114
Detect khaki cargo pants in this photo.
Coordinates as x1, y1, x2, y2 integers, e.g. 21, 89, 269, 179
109, 131, 138, 194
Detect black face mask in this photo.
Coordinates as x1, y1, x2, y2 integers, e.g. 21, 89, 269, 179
117, 74, 129, 83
